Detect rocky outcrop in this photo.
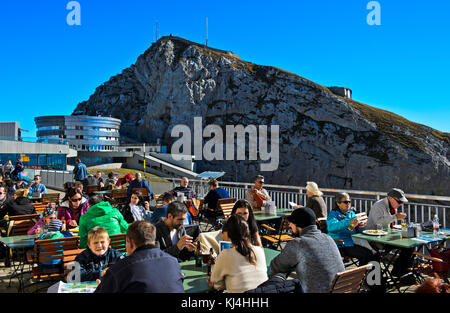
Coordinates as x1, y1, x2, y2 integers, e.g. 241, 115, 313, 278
73, 36, 450, 196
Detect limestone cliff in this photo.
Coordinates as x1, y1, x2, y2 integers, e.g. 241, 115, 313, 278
73, 36, 450, 196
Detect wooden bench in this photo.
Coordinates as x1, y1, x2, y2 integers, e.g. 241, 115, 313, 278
328, 264, 370, 293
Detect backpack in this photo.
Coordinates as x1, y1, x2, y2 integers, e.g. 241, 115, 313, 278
184, 198, 200, 217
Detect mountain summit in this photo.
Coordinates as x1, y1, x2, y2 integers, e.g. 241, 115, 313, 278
73, 36, 450, 195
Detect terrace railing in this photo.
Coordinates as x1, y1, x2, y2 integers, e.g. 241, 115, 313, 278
151, 177, 450, 229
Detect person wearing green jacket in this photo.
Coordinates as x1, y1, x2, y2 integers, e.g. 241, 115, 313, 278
79, 195, 129, 249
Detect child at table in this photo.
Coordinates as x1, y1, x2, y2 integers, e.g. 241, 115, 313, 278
74, 227, 124, 282
27, 204, 57, 235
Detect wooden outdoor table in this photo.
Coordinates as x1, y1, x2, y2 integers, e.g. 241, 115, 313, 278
181, 247, 280, 293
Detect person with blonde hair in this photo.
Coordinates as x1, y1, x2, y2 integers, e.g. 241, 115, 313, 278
74, 227, 124, 282
294, 181, 327, 218
0, 188, 36, 218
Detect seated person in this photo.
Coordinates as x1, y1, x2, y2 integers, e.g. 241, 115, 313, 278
28, 175, 47, 195
0, 188, 36, 219
154, 201, 196, 261
121, 190, 151, 224
37, 219, 67, 272
103, 172, 117, 190
150, 193, 192, 225
95, 221, 184, 293
245, 175, 271, 210
115, 173, 133, 189
0, 185, 11, 213
169, 177, 196, 200
293, 181, 327, 219
203, 179, 230, 219
14, 180, 29, 192
57, 188, 90, 230
28, 204, 57, 235
209, 215, 268, 293
78, 195, 129, 249
366, 188, 413, 281
74, 227, 124, 282
326, 192, 378, 266
270, 207, 345, 293
94, 172, 104, 189
126, 172, 154, 199
72, 181, 89, 201
222, 199, 262, 246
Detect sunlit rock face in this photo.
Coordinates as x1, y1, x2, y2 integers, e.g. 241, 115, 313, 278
74, 36, 450, 196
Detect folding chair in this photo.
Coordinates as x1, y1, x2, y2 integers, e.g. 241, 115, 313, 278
410, 244, 450, 284
7, 214, 40, 236
28, 236, 80, 292
329, 264, 371, 293
260, 216, 294, 250
316, 217, 327, 233
109, 189, 128, 207
109, 233, 127, 254
217, 198, 236, 219
86, 184, 101, 195
333, 239, 359, 268
42, 193, 60, 205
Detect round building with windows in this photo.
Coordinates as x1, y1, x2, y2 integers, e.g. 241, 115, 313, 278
35, 115, 121, 151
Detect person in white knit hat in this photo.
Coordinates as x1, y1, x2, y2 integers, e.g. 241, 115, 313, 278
294, 181, 327, 218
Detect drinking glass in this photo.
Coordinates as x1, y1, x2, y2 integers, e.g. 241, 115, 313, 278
376, 224, 383, 238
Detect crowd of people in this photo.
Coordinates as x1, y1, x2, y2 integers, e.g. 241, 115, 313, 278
0, 161, 447, 294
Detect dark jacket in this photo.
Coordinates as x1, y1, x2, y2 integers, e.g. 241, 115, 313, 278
94, 244, 184, 293
0, 197, 35, 219
154, 220, 193, 261
75, 247, 124, 282
203, 187, 230, 211
245, 273, 304, 293
169, 186, 196, 199
306, 196, 327, 219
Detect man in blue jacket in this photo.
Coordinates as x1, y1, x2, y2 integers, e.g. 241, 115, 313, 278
327, 192, 378, 266
73, 158, 87, 182
126, 172, 154, 199
95, 220, 184, 293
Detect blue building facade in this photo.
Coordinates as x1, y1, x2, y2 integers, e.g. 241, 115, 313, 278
35, 115, 121, 152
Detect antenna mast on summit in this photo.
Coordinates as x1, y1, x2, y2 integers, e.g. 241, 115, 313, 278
155, 21, 158, 41
206, 17, 208, 46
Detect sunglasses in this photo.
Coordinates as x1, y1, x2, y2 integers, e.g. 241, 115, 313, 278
70, 197, 82, 202
339, 201, 351, 204
394, 198, 403, 205
257, 181, 265, 184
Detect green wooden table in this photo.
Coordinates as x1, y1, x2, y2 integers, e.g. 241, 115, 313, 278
352, 230, 448, 292
352, 230, 446, 249
0, 234, 38, 249
253, 208, 293, 222
181, 247, 280, 293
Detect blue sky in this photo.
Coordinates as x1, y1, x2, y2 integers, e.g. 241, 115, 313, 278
0, 0, 449, 138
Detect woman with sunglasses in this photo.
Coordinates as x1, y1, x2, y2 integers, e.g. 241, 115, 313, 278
326, 192, 378, 266
222, 199, 262, 247
57, 188, 90, 229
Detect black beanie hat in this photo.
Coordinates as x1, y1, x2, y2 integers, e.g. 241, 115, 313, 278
287, 207, 317, 228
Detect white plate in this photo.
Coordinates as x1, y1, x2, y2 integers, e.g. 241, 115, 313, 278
392, 225, 402, 230
363, 230, 388, 236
